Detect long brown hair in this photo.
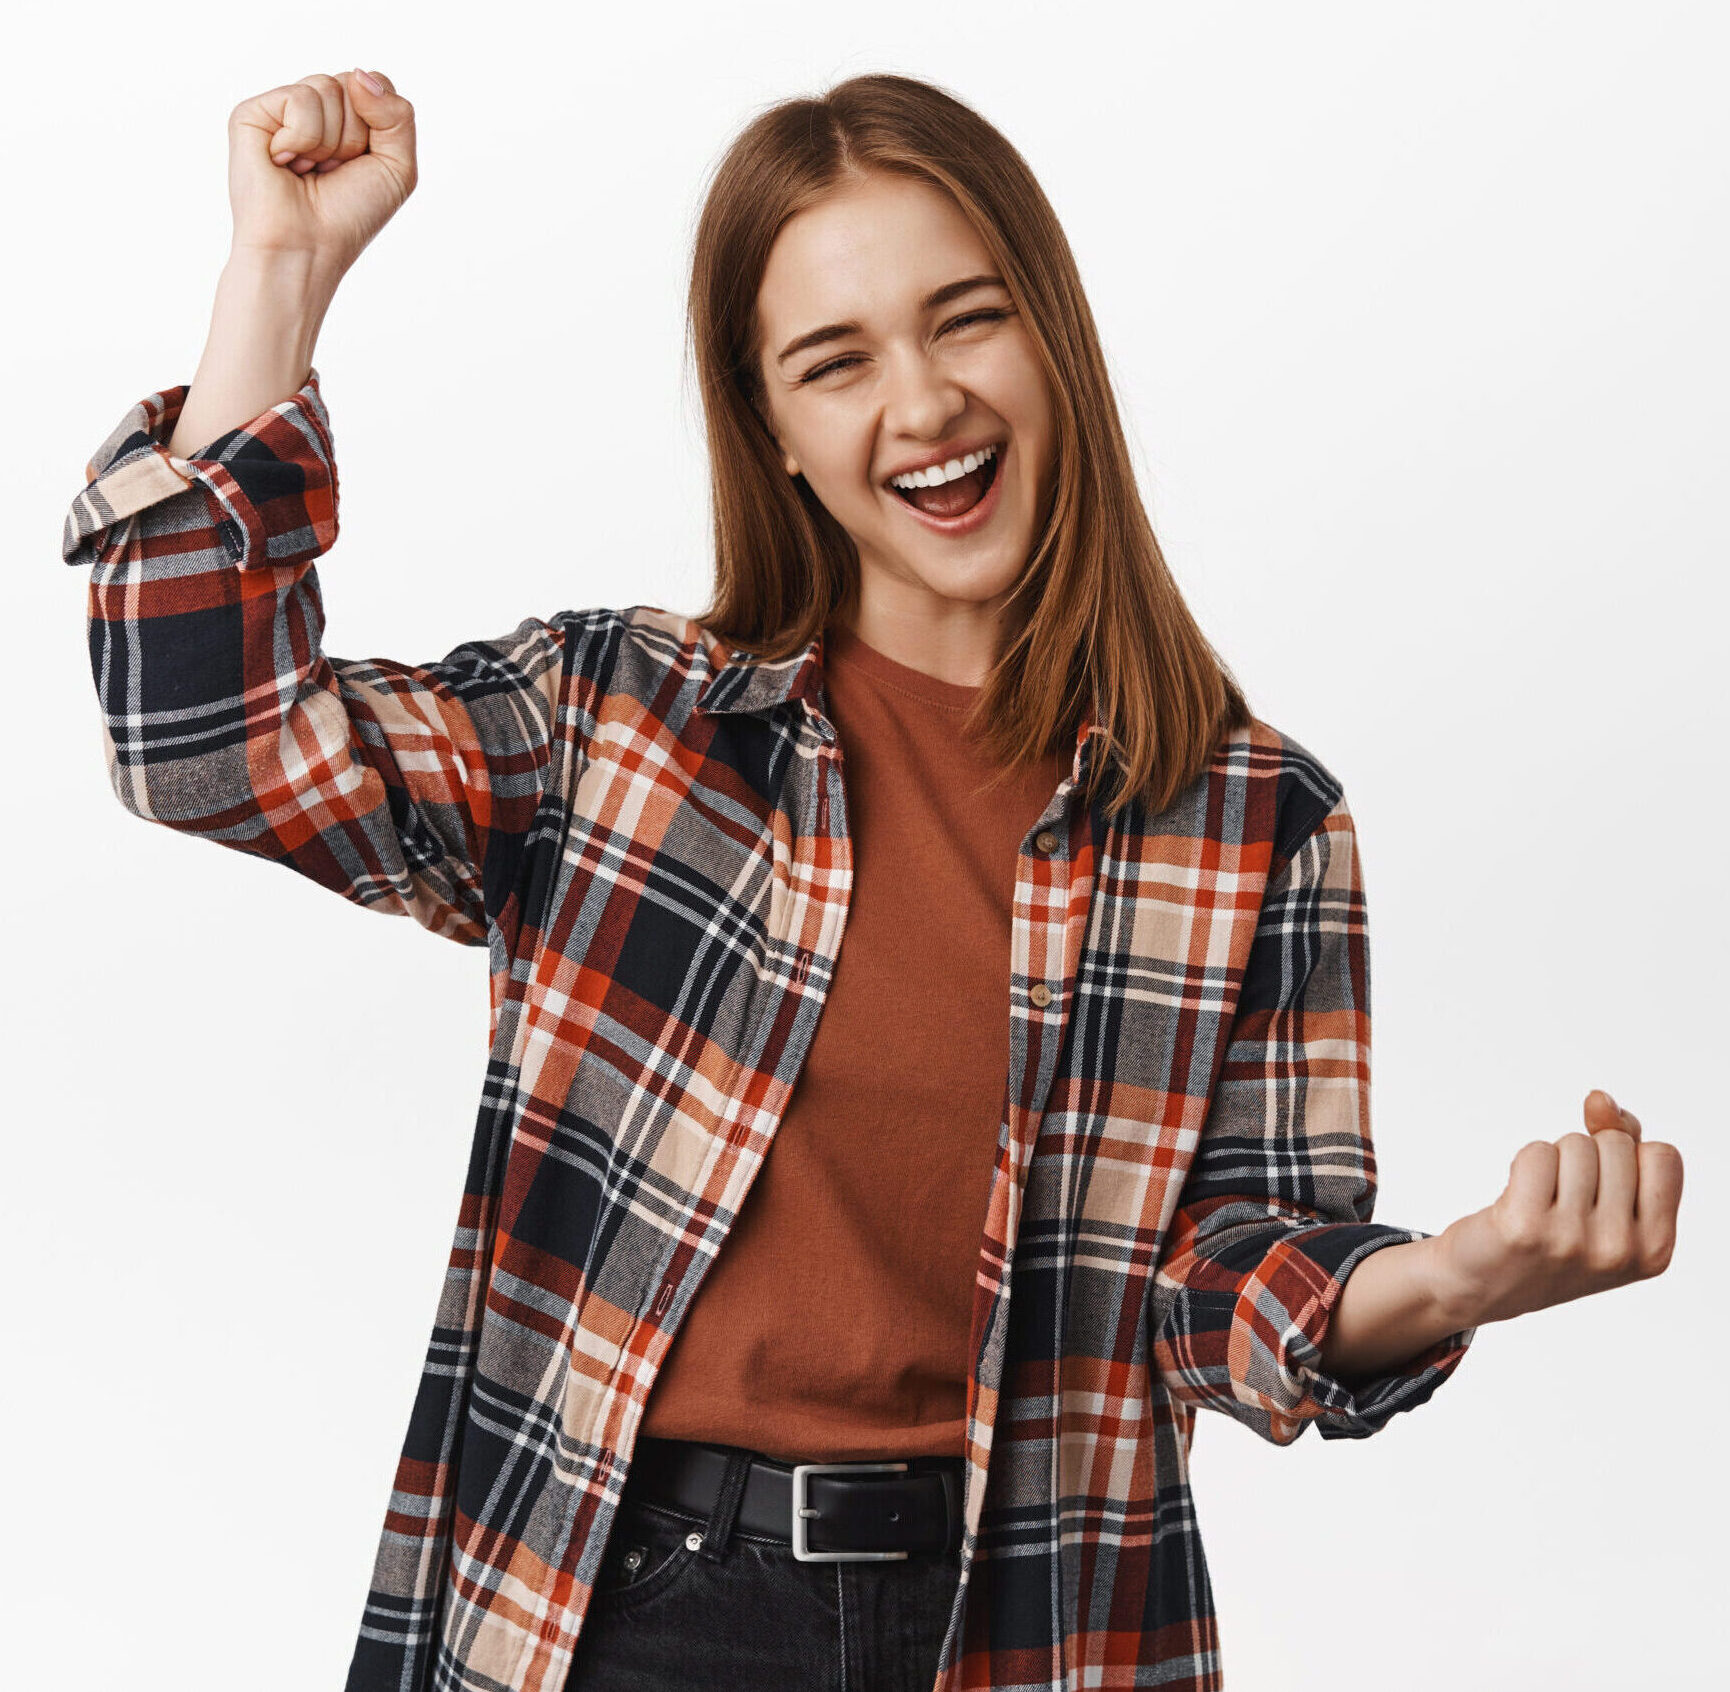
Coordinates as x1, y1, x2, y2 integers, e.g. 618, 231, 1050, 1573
686, 72, 1252, 820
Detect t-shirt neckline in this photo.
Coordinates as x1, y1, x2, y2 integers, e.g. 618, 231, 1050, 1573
823, 620, 983, 712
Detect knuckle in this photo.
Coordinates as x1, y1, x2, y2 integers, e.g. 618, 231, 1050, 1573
1586, 1232, 1637, 1276
1639, 1238, 1676, 1276
277, 90, 317, 130
1496, 1211, 1546, 1255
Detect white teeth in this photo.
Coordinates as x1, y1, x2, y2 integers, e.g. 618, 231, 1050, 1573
889, 442, 997, 490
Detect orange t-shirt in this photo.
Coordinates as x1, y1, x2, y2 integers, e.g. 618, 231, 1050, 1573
639, 619, 1072, 1463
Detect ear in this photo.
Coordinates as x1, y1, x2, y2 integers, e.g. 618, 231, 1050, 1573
749, 391, 800, 478
764, 418, 799, 479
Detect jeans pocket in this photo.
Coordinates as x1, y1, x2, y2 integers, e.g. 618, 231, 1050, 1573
590, 1499, 706, 1614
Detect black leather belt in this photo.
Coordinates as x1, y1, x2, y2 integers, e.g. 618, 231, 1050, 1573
624, 1435, 965, 1561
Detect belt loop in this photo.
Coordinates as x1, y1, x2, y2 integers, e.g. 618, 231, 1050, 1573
695, 1445, 753, 1561
940, 1464, 963, 1555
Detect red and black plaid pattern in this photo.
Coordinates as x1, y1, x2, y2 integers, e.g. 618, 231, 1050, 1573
63, 369, 1476, 1692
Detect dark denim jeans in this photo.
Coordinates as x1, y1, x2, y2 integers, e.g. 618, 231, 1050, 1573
566, 1447, 964, 1691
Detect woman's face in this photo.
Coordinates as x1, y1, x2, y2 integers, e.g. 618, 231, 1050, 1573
754, 172, 1057, 633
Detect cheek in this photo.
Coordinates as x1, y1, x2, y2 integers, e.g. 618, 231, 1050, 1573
1009, 381, 1057, 485
801, 444, 883, 519
980, 347, 1053, 442
822, 447, 882, 507
783, 412, 872, 499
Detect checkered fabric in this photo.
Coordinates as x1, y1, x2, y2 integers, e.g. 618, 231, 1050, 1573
62, 368, 1476, 1691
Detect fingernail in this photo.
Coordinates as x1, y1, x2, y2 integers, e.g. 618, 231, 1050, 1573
272, 150, 296, 164
356, 69, 385, 94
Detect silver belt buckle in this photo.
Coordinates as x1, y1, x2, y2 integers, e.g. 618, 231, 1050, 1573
791, 1461, 911, 1562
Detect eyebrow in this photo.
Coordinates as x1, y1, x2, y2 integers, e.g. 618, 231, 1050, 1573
774, 273, 1007, 366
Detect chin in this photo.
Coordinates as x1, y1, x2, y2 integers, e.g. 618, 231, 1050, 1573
851, 506, 1034, 603
910, 551, 1026, 602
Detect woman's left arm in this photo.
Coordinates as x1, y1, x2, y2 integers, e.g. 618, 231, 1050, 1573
1150, 789, 1481, 1445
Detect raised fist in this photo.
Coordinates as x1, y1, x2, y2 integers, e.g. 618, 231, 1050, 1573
225, 70, 417, 286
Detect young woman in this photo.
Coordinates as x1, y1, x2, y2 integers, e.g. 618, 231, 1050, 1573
62, 68, 1681, 1692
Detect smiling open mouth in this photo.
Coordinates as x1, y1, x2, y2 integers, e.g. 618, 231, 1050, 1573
890, 449, 1001, 520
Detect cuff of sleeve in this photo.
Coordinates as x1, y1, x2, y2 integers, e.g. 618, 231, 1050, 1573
1259, 1222, 1478, 1442
61, 367, 337, 572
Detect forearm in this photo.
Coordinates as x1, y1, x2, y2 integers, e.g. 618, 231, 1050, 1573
1317, 1236, 1474, 1384
167, 246, 336, 457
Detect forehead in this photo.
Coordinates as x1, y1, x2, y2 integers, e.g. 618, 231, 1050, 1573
757, 174, 993, 331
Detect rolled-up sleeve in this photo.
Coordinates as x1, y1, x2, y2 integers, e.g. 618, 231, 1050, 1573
60, 369, 612, 948
1149, 788, 1476, 1444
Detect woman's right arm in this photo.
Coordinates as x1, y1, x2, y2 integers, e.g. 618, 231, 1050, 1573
61, 74, 609, 949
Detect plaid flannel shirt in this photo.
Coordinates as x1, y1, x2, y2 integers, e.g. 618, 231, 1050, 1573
62, 368, 1476, 1692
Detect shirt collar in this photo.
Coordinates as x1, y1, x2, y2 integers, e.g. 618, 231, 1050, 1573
693, 625, 829, 720
694, 623, 1112, 785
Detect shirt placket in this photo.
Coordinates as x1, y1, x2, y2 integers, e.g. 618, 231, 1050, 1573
518, 699, 856, 1690
940, 761, 1102, 1678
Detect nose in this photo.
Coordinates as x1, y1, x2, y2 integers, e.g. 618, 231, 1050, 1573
880, 343, 967, 443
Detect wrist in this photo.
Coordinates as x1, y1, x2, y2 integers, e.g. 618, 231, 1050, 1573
1416, 1229, 1488, 1334
225, 240, 341, 289
219, 245, 340, 330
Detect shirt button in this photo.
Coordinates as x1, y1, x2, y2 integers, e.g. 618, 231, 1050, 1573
1034, 830, 1059, 855
1029, 983, 1053, 1008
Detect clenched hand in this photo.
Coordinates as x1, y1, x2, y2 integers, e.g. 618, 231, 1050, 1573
1432, 1090, 1684, 1327
225, 69, 418, 288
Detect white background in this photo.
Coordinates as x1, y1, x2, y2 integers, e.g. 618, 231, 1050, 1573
6, 2, 1726, 1687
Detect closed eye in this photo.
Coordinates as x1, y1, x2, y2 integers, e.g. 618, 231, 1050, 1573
796, 308, 1012, 386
